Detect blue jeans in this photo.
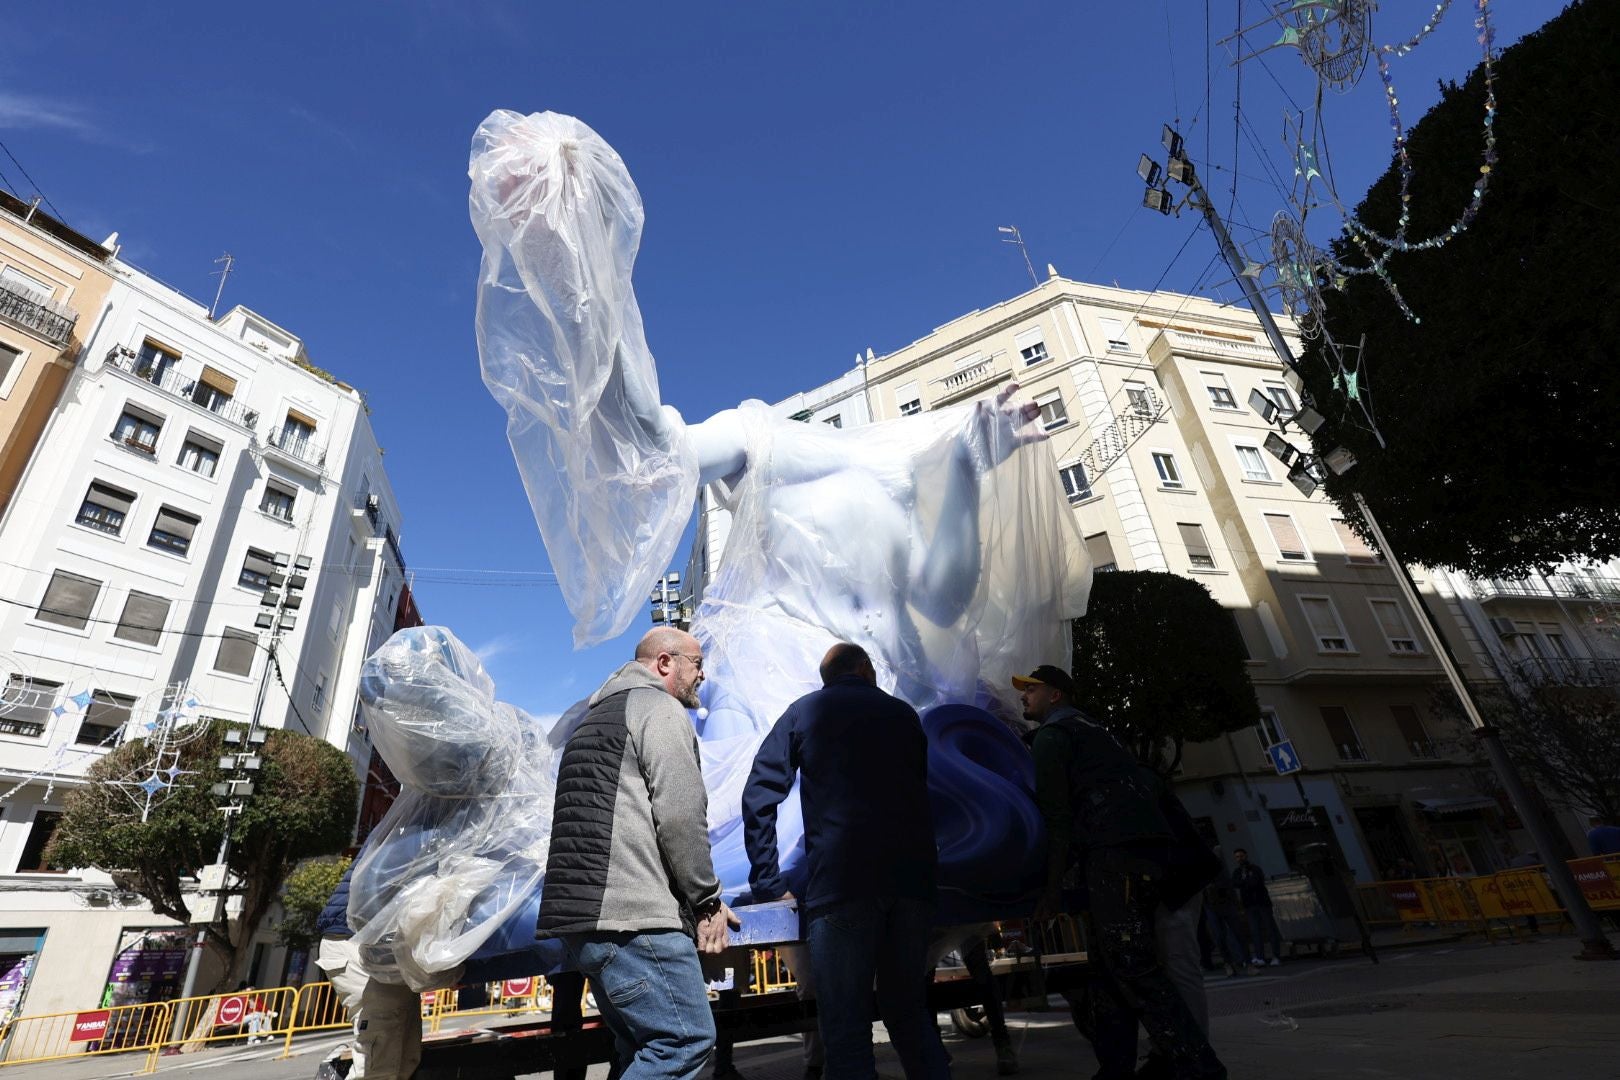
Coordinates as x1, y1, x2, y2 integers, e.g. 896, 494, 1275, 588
561, 931, 716, 1080
806, 897, 950, 1080
1245, 905, 1284, 960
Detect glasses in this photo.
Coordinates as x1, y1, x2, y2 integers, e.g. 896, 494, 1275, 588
671, 652, 704, 672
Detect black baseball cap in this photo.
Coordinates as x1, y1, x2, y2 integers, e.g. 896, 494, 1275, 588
1011, 664, 1076, 699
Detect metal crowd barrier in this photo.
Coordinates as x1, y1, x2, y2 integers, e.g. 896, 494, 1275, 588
1353, 853, 1620, 939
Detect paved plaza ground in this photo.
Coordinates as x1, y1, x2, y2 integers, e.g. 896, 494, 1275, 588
7, 932, 1615, 1079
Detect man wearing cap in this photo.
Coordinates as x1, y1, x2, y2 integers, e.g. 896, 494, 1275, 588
1016, 665, 1226, 1080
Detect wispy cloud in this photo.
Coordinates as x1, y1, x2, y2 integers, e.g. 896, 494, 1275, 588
472, 633, 526, 664
287, 104, 362, 154
0, 92, 152, 152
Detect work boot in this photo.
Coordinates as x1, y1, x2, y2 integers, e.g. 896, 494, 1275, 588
994, 1038, 1019, 1076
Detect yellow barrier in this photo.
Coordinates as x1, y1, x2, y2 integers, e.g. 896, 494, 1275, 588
752, 949, 799, 994
1354, 854, 1620, 941
276, 981, 353, 1060
0, 998, 172, 1069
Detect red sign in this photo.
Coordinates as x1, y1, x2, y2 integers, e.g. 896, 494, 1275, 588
1569, 857, 1620, 907
215, 995, 247, 1027
1384, 883, 1424, 913
71, 1011, 110, 1042
503, 978, 534, 998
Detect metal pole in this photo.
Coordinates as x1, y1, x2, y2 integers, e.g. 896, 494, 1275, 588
1171, 147, 1614, 959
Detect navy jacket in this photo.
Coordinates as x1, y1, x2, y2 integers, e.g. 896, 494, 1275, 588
742, 675, 936, 914
315, 864, 354, 939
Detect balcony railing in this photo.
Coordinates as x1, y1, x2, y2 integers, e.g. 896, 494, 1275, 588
1472, 573, 1620, 603
0, 277, 77, 347
1513, 656, 1620, 688
930, 356, 1011, 405
105, 347, 260, 430
266, 427, 327, 469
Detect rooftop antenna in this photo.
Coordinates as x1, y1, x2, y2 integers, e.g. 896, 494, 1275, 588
209, 252, 235, 320
997, 226, 1038, 288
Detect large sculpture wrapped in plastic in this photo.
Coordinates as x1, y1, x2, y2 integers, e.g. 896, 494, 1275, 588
347, 627, 567, 988
465, 109, 1091, 905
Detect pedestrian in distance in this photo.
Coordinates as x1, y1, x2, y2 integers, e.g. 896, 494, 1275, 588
1230, 849, 1284, 966
539, 627, 740, 1080
1020, 664, 1226, 1080
1201, 861, 1254, 977
743, 642, 951, 1080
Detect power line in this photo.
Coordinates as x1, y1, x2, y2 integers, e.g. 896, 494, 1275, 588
0, 139, 68, 225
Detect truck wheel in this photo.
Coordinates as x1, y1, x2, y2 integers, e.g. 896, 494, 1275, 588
951, 1006, 990, 1039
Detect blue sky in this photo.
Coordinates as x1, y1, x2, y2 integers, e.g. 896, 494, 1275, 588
1, 1, 1560, 719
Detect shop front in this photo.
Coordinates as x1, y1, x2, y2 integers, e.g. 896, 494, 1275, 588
1411, 796, 1506, 877
0, 930, 45, 1026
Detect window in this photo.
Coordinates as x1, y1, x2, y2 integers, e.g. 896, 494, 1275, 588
329, 596, 348, 641
1124, 382, 1154, 416
1370, 599, 1421, 653
1204, 374, 1238, 409
75, 481, 135, 536
895, 382, 921, 417
240, 547, 275, 590
1059, 463, 1093, 503
1085, 532, 1117, 573
1319, 705, 1368, 761
0, 342, 21, 386
112, 408, 162, 455
35, 570, 100, 630
1264, 382, 1298, 419
1035, 391, 1069, 430
191, 367, 237, 414
1, 265, 53, 298
135, 341, 179, 382
1541, 625, 1573, 659
1098, 317, 1129, 350
15, 811, 63, 873
1016, 327, 1049, 366
1332, 518, 1379, 563
279, 411, 317, 453
822, 414, 842, 428
1264, 513, 1309, 561
260, 482, 296, 522
1390, 704, 1435, 758
1254, 707, 1287, 754
147, 506, 200, 556
113, 592, 171, 646
78, 691, 134, 746
1235, 445, 1272, 482
312, 673, 328, 715
1151, 452, 1183, 488
0, 676, 60, 738
1178, 523, 1216, 569
177, 434, 221, 478
215, 629, 258, 677
1300, 596, 1353, 652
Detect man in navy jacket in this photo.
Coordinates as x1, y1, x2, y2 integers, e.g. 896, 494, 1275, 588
743, 643, 949, 1080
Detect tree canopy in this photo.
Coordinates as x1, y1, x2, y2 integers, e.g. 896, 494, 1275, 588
276, 856, 351, 955
49, 723, 357, 990
1301, 0, 1620, 576
1070, 570, 1261, 774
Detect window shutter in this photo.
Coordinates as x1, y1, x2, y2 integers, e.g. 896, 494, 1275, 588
1265, 513, 1307, 559
88, 483, 135, 515
1085, 532, 1117, 570
114, 592, 171, 646
215, 630, 258, 676
1014, 327, 1045, 349
154, 507, 199, 540
38, 571, 101, 628
1302, 597, 1340, 638
1333, 518, 1377, 561
1178, 523, 1215, 568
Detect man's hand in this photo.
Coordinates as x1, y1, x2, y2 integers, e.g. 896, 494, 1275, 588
697, 902, 742, 955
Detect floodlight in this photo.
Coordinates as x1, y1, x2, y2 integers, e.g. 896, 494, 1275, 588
247, 730, 268, 745
1282, 367, 1304, 395
294, 555, 313, 570
666, 572, 681, 586
268, 572, 287, 588
1263, 432, 1297, 465
287, 574, 308, 591
1167, 156, 1195, 185
242, 756, 262, 771
1137, 154, 1162, 187
219, 756, 236, 771
224, 729, 243, 745
1247, 388, 1278, 424
277, 614, 297, 631
1294, 405, 1326, 434
1161, 124, 1184, 160
272, 553, 291, 568
1323, 446, 1358, 475
650, 609, 669, 624
1143, 187, 1172, 215
1287, 460, 1320, 497
254, 612, 274, 629
211, 783, 230, 797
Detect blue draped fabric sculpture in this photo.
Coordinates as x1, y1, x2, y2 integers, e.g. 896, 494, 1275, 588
347, 110, 1089, 988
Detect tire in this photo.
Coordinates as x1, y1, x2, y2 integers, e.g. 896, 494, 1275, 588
951, 1006, 990, 1039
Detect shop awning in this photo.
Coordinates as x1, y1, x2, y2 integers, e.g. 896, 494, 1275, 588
1414, 796, 1497, 816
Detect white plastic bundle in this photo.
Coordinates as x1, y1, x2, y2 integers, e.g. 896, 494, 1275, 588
347, 627, 559, 989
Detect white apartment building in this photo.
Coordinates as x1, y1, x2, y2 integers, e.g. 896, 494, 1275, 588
0, 261, 408, 1016
684, 272, 1619, 887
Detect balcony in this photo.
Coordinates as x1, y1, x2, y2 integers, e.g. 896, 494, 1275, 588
1512, 656, 1620, 688
1471, 573, 1620, 604
104, 347, 260, 430
0, 277, 77, 348
930, 356, 1011, 406
266, 427, 327, 471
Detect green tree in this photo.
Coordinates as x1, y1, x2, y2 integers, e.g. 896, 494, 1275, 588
1070, 570, 1261, 774
48, 723, 358, 991
276, 856, 352, 955
1301, 0, 1620, 576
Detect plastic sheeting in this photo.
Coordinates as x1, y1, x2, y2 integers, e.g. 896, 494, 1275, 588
347, 627, 560, 989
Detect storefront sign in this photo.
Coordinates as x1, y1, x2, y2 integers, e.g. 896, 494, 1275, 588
1569, 857, 1620, 909
71, 1011, 110, 1042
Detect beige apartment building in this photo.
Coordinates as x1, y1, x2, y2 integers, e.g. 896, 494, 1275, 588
744, 272, 1617, 885
0, 192, 117, 520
